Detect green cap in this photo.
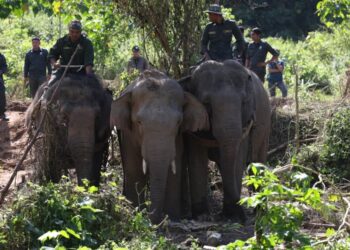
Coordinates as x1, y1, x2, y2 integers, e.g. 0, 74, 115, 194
205, 4, 222, 15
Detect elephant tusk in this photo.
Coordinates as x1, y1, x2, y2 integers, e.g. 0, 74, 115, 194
142, 159, 147, 175
171, 160, 176, 175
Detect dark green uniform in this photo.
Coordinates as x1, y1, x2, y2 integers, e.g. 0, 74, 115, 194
246, 41, 278, 81
24, 48, 52, 97
48, 34, 94, 83
201, 20, 245, 61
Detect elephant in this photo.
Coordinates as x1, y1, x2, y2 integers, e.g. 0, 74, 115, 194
25, 74, 112, 186
110, 69, 208, 224
181, 60, 271, 222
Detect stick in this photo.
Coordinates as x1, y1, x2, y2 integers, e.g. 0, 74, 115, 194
0, 45, 82, 206
268, 137, 317, 156
294, 64, 300, 152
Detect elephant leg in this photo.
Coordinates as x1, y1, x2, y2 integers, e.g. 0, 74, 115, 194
187, 135, 209, 217
121, 131, 147, 207
91, 146, 105, 187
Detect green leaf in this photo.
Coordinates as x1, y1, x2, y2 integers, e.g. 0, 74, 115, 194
59, 230, 70, 239
38, 230, 61, 243
88, 186, 99, 193
325, 227, 336, 237
66, 228, 81, 239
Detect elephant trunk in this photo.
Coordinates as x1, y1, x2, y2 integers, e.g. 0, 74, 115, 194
211, 102, 243, 209
143, 135, 175, 224
68, 106, 96, 186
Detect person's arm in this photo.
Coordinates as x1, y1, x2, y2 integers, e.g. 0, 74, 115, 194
201, 25, 211, 60
231, 21, 245, 56
0, 54, 8, 75
266, 43, 278, 64
84, 40, 94, 74
24, 53, 30, 78
276, 61, 284, 72
49, 39, 61, 69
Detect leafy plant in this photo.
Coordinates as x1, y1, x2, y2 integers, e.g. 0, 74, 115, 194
0, 175, 174, 249
226, 163, 339, 249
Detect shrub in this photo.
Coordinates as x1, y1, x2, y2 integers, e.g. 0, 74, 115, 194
0, 175, 174, 249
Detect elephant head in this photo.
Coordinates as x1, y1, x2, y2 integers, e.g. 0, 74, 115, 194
25, 76, 111, 186
186, 60, 255, 216
111, 70, 208, 223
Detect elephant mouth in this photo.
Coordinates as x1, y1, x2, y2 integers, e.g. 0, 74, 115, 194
142, 158, 176, 175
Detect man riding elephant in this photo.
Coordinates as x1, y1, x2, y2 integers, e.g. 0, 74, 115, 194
201, 4, 245, 62
48, 20, 94, 85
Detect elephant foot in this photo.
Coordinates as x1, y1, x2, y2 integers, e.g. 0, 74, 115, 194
222, 202, 247, 224
192, 201, 209, 219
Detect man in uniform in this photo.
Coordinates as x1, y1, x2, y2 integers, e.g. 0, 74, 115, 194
24, 37, 52, 98
0, 52, 8, 121
49, 20, 94, 85
246, 27, 278, 82
127, 45, 149, 73
201, 4, 245, 61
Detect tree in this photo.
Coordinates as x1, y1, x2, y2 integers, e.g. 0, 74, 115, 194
317, 0, 350, 27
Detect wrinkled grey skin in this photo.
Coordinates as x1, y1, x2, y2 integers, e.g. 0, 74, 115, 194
110, 70, 208, 224
25, 76, 112, 186
183, 60, 271, 221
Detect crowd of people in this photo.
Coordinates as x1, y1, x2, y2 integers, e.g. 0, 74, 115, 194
0, 4, 288, 122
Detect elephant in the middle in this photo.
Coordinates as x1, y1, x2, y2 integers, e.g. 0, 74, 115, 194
110, 69, 208, 223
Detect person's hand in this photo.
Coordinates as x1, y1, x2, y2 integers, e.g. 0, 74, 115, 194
47, 74, 51, 81
52, 63, 61, 69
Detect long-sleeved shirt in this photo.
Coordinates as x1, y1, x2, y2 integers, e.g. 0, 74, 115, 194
49, 34, 94, 73
127, 56, 149, 73
201, 19, 245, 61
0, 53, 8, 84
246, 41, 278, 74
24, 48, 52, 78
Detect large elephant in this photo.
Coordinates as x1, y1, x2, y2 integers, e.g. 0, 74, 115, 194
25, 75, 112, 186
110, 69, 208, 223
182, 60, 271, 222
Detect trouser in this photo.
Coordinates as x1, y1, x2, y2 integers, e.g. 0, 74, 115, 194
29, 75, 47, 98
0, 82, 6, 116
268, 80, 288, 97
256, 71, 266, 83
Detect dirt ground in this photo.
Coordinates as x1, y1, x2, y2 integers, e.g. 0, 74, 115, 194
0, 101, 32, 194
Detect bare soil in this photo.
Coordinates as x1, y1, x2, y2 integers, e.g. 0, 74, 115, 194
0, 101, 32, 193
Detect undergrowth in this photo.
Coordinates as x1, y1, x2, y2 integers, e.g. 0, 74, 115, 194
0, 173, 174, 249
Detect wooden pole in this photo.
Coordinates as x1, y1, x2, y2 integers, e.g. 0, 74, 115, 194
294, 64, 300, 152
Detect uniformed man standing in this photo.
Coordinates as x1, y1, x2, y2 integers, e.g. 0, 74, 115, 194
201, 4, 245, 61
49, 20, 94, 85
127, 46, 149, 74
24, 37, 52, 98
246, 28, 278, 82
0, 52, 8, 121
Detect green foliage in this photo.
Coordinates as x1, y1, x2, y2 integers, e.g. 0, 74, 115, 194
321, 107, 350, 180
317, 0, 350, 27
0, 176, 174, 249
229, 0, 321, 39
226, 163, 339, 249
266, 24, 350, 94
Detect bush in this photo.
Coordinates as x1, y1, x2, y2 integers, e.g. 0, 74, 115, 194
0, 175, 174, 249
321, 107, 350, 180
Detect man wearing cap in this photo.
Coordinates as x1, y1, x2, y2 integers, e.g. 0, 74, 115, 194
48, 20, 94, 85
24, 37, 52, 98
0, 52, 8, 121
246, 28, 278, 82
127, 46, 149, 74
201, 4, 245, 61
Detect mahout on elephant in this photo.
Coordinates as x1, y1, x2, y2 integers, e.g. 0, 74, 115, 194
110, 69, 209, 224
25, 74, 112, 187
181, 60, 271, 223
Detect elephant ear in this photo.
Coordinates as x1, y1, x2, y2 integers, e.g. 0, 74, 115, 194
110, 92, 131, 130
182, 92, 209, 132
